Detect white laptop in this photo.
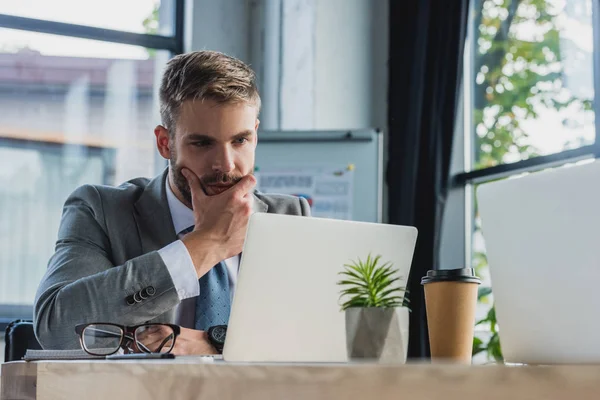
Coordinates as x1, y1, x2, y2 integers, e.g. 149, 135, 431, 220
222, 213, 417, 363
477, 159, 600, 364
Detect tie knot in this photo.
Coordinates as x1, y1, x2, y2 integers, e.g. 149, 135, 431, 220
179, 225, 194, 236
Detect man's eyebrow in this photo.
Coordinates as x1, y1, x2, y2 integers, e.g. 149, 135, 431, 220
185, 133, 214, 142
232, 130, 254, 140
184, 131, 254, 142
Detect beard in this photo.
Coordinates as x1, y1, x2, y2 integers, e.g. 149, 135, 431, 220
170, 150, 251, 203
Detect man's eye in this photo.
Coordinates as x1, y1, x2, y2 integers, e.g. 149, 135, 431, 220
193, 141, 211, 147
234, 137, 248, 144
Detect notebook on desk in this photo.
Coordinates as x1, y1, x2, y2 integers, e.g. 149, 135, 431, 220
22, 349, 103, 361
21, 350, 221, 362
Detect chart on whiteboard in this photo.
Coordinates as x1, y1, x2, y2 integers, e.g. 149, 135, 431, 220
255, 165, 354, 220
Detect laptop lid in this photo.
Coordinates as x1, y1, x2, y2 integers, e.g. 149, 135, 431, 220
477, 160, 600, 364
222, 213, 417, 362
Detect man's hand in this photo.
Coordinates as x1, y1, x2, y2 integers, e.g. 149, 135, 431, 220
180, 168, 256, 277
136, 326, 218, 356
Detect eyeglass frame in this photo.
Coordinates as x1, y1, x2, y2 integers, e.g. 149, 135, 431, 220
74, 322, 181, 356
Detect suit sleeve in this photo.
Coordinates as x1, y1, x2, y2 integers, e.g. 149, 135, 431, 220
299, 196, 312, 217
34, 185, 181, 350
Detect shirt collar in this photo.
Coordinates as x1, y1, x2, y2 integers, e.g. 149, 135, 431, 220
165, 175, 195, 235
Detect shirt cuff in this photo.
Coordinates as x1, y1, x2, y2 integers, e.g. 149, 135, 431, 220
158, 240, 199, 300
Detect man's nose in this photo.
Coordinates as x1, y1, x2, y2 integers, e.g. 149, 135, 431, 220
212, 146, 235, 173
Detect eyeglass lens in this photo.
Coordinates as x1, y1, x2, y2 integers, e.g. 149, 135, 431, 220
134, 324, 176, 354
82, 324, 124, 356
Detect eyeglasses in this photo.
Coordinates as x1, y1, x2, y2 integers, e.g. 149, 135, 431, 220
75, 323, 181, 356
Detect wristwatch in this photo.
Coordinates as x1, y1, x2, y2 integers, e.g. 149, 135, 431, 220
207, 325, 227, 353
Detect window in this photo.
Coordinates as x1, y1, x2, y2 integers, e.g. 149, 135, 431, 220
0, 0, 173, 35
454, 0, 598, 363
0, 0, 183, 325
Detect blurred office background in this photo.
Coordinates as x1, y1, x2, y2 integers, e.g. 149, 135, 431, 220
0, 0, 596, 363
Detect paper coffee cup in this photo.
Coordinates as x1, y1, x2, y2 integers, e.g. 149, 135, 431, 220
421, 268, 481, 364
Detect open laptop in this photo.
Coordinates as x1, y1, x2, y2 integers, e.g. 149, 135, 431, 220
222, 213, 417, 363
477, 159, 600, 364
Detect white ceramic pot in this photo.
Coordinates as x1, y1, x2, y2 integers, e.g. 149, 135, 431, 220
345, 307, 409, 363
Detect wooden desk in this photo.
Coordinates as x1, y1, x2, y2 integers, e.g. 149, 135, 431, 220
3, 359, 600, 400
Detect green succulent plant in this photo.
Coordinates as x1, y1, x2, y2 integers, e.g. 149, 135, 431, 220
337, 253, 410, 311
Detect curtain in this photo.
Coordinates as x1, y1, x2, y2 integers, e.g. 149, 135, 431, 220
387, 0, 470, 358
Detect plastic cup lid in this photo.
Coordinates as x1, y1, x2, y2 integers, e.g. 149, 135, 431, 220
420, 268, 481, 285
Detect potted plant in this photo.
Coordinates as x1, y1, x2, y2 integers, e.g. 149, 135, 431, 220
338, 253, 410, 363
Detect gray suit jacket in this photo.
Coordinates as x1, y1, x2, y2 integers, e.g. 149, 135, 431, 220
34, 169, 310, 349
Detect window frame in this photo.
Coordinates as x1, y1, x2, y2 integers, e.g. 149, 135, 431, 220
456, 0, 600, 187
0, 0, 184, 54
0, 0, 184, 331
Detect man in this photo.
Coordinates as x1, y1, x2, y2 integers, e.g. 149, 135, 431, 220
33, 50, 311, 354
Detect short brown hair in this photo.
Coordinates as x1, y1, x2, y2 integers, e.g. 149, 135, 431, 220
159, 50, 261, 135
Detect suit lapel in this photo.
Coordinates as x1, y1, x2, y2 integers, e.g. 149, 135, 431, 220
252, 192, 268, 214
133, 168, 178, 254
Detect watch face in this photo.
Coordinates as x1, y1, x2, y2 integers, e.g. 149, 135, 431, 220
211, 325, 227, 344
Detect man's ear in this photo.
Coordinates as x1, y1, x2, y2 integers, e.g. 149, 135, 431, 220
154, 125, 171, 159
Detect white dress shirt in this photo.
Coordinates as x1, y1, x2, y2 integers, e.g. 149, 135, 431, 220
157, 177, 240, 305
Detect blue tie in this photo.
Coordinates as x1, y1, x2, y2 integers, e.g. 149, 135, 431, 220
179, 226, 231, 331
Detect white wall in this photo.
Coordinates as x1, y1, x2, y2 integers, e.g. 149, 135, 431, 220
184, 0, 252, 62
315, 0, 368, 129
185, 0, 388, 131
279, 0, 316, 129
